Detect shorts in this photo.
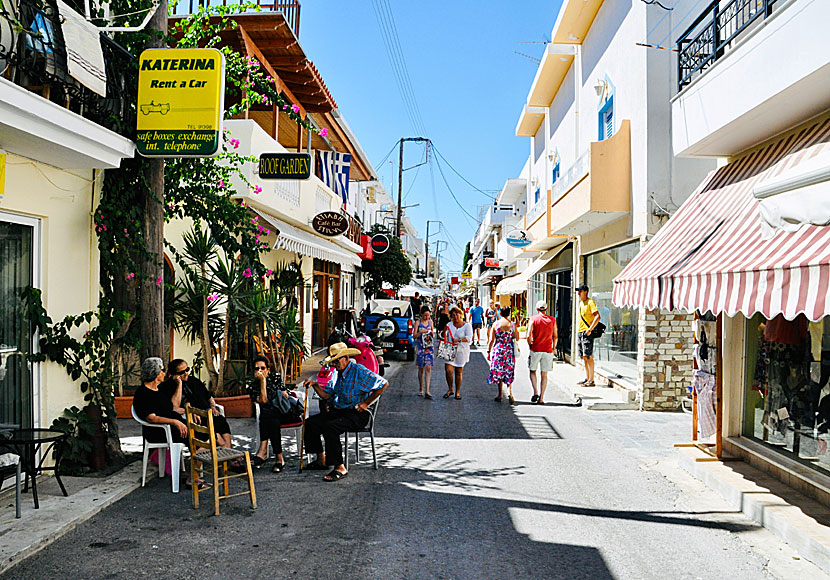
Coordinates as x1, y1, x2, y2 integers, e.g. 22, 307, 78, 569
528, 351, 553, 372
472, 323, 483, 330
577, 331, 595, 358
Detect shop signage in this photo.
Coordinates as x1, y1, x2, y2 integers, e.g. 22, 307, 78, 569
461, 272, 472, 279
258, 153, 312, 180
485, 258, 500, 268
312, 212, 349, 236
371, 234, 390, 254
451, 276, 460, 285
505, 229, 533, 248
136, 48, 225, 157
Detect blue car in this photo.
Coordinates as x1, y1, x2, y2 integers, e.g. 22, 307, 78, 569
361, 299, 415, 361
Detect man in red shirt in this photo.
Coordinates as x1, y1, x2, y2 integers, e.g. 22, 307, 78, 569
527, 300, 557, 405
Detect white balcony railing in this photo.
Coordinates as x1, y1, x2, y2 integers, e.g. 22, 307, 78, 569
527, 197, 546, 224
552, 149, 590, 204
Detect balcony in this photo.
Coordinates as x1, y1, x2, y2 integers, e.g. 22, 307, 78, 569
0, 0, 136, 167
171, 0, 301, 38
549, 119, 630, 235
673, 0, 830, 157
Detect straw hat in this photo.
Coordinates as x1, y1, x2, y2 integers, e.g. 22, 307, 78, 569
322, 342, 361, 365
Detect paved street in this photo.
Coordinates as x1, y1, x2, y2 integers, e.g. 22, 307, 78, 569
3, 351, 786, 580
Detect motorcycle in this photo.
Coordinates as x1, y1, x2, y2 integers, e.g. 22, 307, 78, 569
328, 321, 388, 376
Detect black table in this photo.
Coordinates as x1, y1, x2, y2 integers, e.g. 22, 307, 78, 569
0, 428, 68, 509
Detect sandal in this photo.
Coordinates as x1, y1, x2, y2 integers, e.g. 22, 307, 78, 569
251, 456, 265, 469
272, 462, 285, 473
531, 394, 539, 403
443, 392, 453, 399
577, 379, 588, 385
494, 396, 502, 402
425, 393, 433, 400
323, 469, 348, 482
454, 395, 462, 400
417, 392, 424, 397
584, 381, 596, 387
508, 395, 515, 405
185, 480, 207, 491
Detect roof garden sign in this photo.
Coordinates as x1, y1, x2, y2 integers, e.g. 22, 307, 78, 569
136, 48, 225, 157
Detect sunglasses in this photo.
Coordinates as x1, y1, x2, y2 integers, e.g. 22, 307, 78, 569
174, 367, 190, 376
254, 365, 267, 371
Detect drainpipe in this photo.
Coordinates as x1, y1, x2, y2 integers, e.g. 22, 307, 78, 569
574, 44, 582, 156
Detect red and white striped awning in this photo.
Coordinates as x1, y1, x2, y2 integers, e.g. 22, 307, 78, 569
613, 118, 830, 321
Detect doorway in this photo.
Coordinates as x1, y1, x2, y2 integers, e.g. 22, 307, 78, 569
0, 213, 40, 429
311, 259, 340, 349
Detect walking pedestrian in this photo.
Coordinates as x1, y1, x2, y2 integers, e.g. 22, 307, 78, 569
436, 303, 450, 332
576, 284, 600, 387
410, 292, 422, 318
469, 299, 485, 347
527, 300, 557, 405
487, 307, 519, 404
442, 306, 472, 400
413, 305, 435, 399
485, 304, 497, 331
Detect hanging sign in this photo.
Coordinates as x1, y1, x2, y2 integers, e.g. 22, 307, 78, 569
371, 234, 390, 254
461, 272, 472, 279
505, 228, 533, 248
136, 48, 225, 157
484, 258, 500, 268
312, 212, 349, 236
451, 276, 459, 285
259, 153, 312, 180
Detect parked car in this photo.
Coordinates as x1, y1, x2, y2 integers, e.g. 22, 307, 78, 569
361, 299, 414, 361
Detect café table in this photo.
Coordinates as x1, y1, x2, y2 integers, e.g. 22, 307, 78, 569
0, 428, 68, 509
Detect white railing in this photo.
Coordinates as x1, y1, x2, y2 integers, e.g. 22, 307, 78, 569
273, 180, 300, 207
527, 197, 545, 224
552, 149, 590, 204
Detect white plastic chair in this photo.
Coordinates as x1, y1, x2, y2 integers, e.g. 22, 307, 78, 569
131, 405, 186, 493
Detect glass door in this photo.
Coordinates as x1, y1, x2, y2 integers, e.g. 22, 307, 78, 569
0, 214, 39, 429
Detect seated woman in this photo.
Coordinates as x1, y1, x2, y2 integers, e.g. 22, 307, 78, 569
161, 359, 233, 450
133, 357, 188, 444
249, 355, 303, 473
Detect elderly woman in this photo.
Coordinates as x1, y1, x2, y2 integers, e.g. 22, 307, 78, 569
133, 357, 188, 444
442, 306, 472, 400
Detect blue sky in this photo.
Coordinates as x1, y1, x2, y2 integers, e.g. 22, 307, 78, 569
300, 0, 562, 272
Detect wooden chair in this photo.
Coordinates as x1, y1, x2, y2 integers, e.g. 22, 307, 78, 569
185, 404, 257, 516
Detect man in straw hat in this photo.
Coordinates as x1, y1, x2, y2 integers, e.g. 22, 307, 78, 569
303, 342, 388, 481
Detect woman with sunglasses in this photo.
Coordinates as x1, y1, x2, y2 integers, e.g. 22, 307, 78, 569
162, 359, 233, 450
250, 355, 303, 472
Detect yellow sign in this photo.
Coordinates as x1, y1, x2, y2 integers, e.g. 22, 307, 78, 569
136, 48, 225, 157
461, 272, 472, 279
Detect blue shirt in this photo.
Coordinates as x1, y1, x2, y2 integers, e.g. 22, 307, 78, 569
323, 361, 386, 409
470, 306, 484, 324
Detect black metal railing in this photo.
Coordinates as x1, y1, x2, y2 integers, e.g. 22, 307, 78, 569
677, 0, 782, 91
170, 0, 301, 38
0, 0, 136, 136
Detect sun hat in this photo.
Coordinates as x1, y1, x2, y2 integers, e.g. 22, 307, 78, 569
322, 342, 361, 365
535, 300, 547, 311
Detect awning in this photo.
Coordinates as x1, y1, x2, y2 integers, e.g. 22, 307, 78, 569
613, 117, 830, 321
254, 210, 362, 268
495, 243, 567, 296
399, 284, 438, 297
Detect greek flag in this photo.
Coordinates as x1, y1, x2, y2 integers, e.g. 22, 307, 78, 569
316, 150, 352, 204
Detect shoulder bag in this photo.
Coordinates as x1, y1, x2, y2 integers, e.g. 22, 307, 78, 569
437, 328, 458, 362
581, 313, 606, 340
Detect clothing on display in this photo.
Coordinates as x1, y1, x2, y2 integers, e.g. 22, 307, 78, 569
693, 370, 716, 439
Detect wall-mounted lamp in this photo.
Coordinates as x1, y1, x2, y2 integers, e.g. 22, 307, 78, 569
594, 79, 606, 97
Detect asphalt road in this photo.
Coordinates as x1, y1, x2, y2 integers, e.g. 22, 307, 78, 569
4, 350, 778, 580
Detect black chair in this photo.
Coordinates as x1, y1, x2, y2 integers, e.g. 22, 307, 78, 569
343, 398, 380, 470
0, 453, 22, 518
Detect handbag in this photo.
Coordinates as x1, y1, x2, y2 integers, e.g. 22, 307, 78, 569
512, 323, 520, 358
437, 328, 458, 362
580, 313, 606, 340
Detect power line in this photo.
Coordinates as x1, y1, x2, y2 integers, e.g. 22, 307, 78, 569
373, 141, 399, 169
431, 143, 497, 200
431, 154, 479, 226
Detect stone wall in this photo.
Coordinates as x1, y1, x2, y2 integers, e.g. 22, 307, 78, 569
638, 309, 695, 411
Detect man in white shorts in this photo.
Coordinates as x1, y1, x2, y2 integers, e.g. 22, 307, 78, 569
527, 300, 557, 405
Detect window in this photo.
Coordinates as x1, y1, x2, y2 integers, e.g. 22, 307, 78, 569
552, 161, 560, 185
533, 187, 541, 204
598, 96, 614, 141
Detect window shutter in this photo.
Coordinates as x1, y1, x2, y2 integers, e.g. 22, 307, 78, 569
604, 108, 614, 140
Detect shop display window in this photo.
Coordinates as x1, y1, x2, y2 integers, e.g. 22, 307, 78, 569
583, 241, 639, 382
744, 313, 830, 476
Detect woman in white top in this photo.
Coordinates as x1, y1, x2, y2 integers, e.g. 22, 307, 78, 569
442, 306, 473, 400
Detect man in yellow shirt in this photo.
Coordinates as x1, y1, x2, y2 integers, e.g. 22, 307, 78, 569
576, 284, 600, 386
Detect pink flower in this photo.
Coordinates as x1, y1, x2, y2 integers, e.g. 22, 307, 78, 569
282, 104, 289, 110
219, 180, 225, 188
264, 229, 270, 235
319, 128, 328, 137
253, 185, 262, 195
291, 104, 300, 114
207, 293, 220, 302
229, 139, 239, 149
125, 272, 134, 280
243, 268, 252, 278
156, 276, 162, 286
266, 269, 273, 276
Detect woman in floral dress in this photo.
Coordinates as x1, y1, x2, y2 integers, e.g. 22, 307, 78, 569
413, 306, 435, 399
487, 307, 519, 404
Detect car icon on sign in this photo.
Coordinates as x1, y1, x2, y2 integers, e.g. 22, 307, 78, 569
140, 102, 171, 115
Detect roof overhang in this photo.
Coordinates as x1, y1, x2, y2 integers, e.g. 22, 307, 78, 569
497, 178, 527, 206
527, 44, 576, 107
516, 105, 546, 138
552, 0, 605, 44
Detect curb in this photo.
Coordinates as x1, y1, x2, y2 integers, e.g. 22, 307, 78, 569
0, 463, 143, 575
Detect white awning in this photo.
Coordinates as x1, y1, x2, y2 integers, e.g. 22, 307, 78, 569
253, 210, 362, 268
494, 243, 567, 296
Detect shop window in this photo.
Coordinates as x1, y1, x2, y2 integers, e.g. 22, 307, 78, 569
583, 240, 640, 382
744, 313, 830, 477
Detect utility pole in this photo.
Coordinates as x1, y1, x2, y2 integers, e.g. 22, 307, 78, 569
396, 137, 429, 237
141, 0, 168, 364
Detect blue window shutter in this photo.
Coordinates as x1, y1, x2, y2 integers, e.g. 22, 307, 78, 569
605, 107, 613, 140
552, 163, 560, 184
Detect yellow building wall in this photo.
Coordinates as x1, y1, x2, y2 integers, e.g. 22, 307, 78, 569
1, 153, 99, 427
